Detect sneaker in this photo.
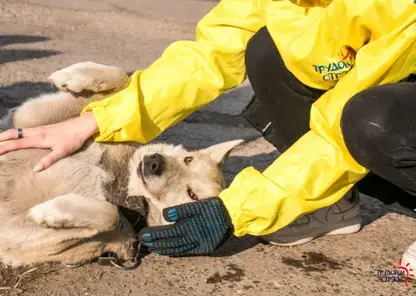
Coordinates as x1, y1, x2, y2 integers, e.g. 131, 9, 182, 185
401, 242, 416, 274
261, 188, 362, 246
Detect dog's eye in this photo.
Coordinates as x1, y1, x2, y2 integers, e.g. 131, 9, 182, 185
184, 156, 193, 164
187, 188, 198, 201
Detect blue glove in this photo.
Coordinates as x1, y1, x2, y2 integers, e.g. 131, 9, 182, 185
138, 197, 233, 256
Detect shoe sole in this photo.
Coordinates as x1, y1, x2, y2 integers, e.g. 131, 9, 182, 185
261, 216, 362, 246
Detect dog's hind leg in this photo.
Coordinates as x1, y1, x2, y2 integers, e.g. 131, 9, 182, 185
28, 194, 119, 232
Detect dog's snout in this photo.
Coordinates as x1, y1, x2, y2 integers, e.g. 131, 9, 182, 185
143, 153, 164, 176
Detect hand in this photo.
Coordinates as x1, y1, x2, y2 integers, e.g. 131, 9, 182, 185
0, 112, 98, 172
138, 197, 234, 256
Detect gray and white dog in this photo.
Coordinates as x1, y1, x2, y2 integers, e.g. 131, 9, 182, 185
0, 62, 243, 267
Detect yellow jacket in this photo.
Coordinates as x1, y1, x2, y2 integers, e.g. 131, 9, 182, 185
83, 0, 416, 237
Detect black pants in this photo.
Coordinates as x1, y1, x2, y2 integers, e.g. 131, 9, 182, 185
243, 26, 416, 210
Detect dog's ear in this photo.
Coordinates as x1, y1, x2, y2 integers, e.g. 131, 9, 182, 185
203, 139, 244, 167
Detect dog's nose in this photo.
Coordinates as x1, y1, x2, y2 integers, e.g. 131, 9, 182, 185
143, 153, 164, 176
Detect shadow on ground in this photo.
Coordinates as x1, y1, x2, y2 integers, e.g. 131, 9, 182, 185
0, 34, 60, 117
0, 81, 56, 117
0, 34, 60, 65
0, 35, 49, 47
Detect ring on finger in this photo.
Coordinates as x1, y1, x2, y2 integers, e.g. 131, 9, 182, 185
17, 128, 23, 139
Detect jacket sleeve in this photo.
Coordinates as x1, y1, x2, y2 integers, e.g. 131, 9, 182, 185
82, 0, 264, 143
218, 0, 416, 237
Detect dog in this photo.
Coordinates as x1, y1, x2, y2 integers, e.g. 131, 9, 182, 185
0, 62, 243, 267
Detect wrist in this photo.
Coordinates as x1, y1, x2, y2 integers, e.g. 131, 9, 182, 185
213, 197, 235, 234
79, 112, 98, 138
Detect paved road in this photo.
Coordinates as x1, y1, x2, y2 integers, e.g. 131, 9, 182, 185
1, 0, 416, 295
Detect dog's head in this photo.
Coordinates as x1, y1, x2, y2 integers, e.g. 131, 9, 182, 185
127, 139, 243, 225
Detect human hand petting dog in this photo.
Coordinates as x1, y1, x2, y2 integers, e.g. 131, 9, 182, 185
139, 197, 233, 256
0, 112, 97, 172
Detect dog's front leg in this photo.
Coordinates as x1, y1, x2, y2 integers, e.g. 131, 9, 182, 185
28, 194, 119, 232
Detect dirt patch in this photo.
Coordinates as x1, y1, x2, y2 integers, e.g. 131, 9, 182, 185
206, 264, 245, 284
281, 251, 344, 272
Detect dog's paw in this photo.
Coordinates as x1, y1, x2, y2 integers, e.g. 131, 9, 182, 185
28, 203, 75, 229
48, 61, 128, 93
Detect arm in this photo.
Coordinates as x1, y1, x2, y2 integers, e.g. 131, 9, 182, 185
82, 0, 265, 143
0, 0, 263, 171
220, 0, 416, 236
136, 0, 415, 256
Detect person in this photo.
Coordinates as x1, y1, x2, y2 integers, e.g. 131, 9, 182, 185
0, 0, 415, 263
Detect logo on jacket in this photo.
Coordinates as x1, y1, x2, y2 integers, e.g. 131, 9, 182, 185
313, 45, 356, 81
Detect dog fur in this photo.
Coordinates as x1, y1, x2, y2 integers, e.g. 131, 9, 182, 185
0, 62, 243, 267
